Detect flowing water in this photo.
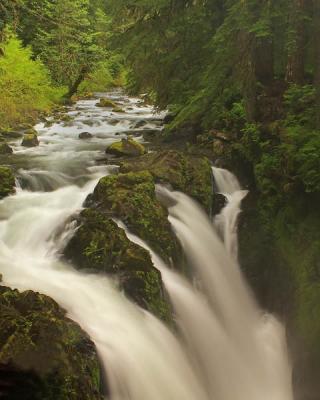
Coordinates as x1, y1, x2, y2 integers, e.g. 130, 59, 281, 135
0, 91, 293, 399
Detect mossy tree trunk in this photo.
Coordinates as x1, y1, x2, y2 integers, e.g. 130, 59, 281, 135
285, 0, 308, 84
314, 0, 320, 128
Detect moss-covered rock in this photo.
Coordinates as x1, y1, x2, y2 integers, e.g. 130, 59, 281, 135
96, 98, 117, 108
0, 130, 23, 139
0, 166, 15, 199
22, 130, 39, 147
87, 171, 178, 261
106, 138, 146, 158
112, 106, 125, 113
64, 209, 170, 320
0, 286, 102, 400
120, 150, 213, 211
0, 142, 13, 155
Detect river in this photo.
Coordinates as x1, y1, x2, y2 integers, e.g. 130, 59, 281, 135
0, 91, 293, 399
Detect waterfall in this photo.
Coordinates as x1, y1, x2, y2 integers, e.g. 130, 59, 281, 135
0, 92, 293, 400
212, 166, 248, 259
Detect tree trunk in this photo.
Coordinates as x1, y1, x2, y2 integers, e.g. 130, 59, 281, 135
255, 38, 274, 85
66, 67, 89, 99
286, 0, 307, 84
314, 0, 320, 127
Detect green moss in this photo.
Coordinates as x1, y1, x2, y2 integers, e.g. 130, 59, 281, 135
120, 150, 213, 211
0, 287, 102, 399
90, 171, 178, 260
96, 98, 117, 108
106, 138, 146, 157
133, 270, 171, 322
64, 209, 171, 321
0, 166, 15, 199
21, 130, 39, 147
112, 106, 125, 113
0, 142, 13, 154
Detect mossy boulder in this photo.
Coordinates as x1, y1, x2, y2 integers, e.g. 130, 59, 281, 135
64, 209, 170, 321
96, 98, 116, 108
87, 171, 179, 261
0, 166, 15, 199
0, 142, 13, 155
0, 130, 23, 139
22, 130, 39, 147
0, 286, 102, 400
120, 150, 213, 211
106, 138, 146, 158
112, 106, 125, 113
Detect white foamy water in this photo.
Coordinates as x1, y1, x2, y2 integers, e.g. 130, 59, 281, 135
0, 91, 293, 399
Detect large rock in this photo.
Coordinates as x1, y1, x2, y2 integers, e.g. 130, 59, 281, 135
96, 98, 116, 108
120, 150, 213, 212
86, 171, 179, 261
0, 142, 13, 155
22, 130, 39, 147
0, 286, 102, 400
106, 138, 146, 158
64, 209, 170, 321
0, 130, 23, 139
0, 166, 15, 199
112, 106, 125, 113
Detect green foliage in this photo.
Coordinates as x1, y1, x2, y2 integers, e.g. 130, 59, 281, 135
284, 84, 317, 127
0, 34, 65, 129
78, 56, 126, 94
284, 128, 320, 193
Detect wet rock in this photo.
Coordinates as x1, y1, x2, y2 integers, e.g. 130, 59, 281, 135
112, 106, 125, 113
134, 120, 148, 129
96, 98, 116, 108
141, 128, 161, 138
163, 112, 176, 125
64, 209, 170, 321
119, 150, 213, 212
87, 171, 179, 261
82, 120, 96, 127
106, 138, 146, 158
0, 142, 13, 155
44, 120, 54, 128
79, 132, 93, 140
60, 114, 73, 123
107, 119, 120, 126
0, 166, 15, 199
212, 193, 226, 216
0, 130, 23, 139
0, 286, 103, 399
21, 130, 39, 147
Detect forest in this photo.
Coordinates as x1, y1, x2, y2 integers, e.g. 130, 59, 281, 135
0, 1, 319, 400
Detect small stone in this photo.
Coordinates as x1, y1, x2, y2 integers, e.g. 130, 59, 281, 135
79, 132, 93, 139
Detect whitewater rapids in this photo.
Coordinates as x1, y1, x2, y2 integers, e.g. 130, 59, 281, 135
0, 91, 293, 399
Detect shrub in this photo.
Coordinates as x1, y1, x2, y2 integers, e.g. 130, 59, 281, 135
0, 33, 65, 129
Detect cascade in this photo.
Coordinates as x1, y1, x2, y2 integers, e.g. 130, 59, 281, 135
0, 92, 293, 399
